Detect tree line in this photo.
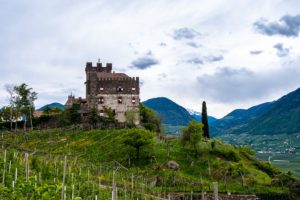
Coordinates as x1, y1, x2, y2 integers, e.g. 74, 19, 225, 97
0, 83, 37, 131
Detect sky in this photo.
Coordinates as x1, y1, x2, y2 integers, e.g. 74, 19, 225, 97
1, 0, 300, 118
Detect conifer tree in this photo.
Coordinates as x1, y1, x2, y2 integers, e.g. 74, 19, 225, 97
202, 101, 210, 139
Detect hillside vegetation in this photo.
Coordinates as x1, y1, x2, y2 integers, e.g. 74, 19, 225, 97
1, 129, 299, 199
211, 87, 300, 136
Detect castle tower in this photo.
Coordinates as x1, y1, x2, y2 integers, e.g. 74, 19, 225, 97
85, 61, 140, 124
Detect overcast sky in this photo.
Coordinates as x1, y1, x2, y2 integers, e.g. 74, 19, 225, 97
1, 0, 300, 118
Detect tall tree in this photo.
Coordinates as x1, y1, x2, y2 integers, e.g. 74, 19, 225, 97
4, 84, 16, 131
201, 101, 210, 139
14, 83, 38, 131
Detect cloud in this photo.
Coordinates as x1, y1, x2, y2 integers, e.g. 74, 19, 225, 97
273, 43, 290, 57
159, 42, 167, 47
206, 55, 224, 62
186, 58, 204, 65
172, 27, 200, 40
186, 41, 202, 48
250, 50, 263, 55
253, 14, 300, 37
196, 65, 300, 103
131, 55, 159, 70
186, 54, 223, 65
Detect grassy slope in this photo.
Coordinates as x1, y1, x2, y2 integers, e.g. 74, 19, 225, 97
1, 129, 299, 198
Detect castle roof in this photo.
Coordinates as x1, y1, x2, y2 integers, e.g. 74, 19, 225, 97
96, 72, 129, 79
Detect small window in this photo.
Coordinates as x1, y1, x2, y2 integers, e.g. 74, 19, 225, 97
132, 87, 136, 91
132, 97, 136, 104
118, 97, 122, 104
99, 97, 104, 104
100, 87, 104, 91
117, 86, 123, 92
99, 110, 104, 116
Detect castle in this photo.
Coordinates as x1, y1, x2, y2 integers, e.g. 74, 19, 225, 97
65, 61, 140, 124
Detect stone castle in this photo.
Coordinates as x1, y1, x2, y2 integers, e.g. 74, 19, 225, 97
65, 61, 140, 124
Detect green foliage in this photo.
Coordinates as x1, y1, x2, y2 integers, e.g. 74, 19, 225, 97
122, 128, 154, 160
61, 103, 81, 125
0, 106, 11, 121
87, 107, 99, 129
43, 106, 63, 115
1, 129, 300, 199
139, 104, 163, 133
180, 120, 204, 157
14, 83, 38, 114
125, 109, 139, 128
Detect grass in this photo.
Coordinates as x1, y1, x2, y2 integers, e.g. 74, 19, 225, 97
0, 129, 299, 199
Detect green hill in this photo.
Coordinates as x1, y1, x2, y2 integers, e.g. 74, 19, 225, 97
143, 97, 194, 126
143, 97, 216, 133
211, 87, 300, 135
38, 102, 64, 111
1, 129, 299, 199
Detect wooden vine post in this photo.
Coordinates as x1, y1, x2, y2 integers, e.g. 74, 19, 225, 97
61, 155, 67, 200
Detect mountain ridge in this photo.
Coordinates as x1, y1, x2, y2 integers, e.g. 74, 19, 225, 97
211, 87, 300, 135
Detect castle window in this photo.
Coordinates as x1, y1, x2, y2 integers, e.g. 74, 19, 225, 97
100, 87, 104, 91
117, 86, 123, 92
132, 87, 136, 91
132, 97, 136, 104
99, 97, 104, 104
118, 97, 123, 104
99, 110, 104, 116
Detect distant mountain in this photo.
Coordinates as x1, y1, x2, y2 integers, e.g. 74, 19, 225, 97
143, 97, 194, 127
211, 87, 300, 135
38, 103, 64, 111
143, 97, 217, 133
186, 108, 217, 123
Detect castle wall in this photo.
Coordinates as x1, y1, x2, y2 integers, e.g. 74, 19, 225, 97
97, 94, 140, 124
85, 62, 140, 124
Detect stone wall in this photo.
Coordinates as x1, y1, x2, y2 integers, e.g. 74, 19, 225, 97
97, 94, 140, 124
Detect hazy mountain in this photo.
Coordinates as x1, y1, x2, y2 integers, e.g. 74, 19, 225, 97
211, 87, 300, 135
38, 102, 64, 111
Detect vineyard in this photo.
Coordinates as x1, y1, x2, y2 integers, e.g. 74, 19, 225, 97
0, 129, 299, 199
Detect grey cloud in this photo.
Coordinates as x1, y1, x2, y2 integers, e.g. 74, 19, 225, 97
159, 42, 167, 46
131, 56, 159, 70
172, 27, 200, 40
186, 54, 224, 65
196, 66, 300, 103
253, 14, 300, 37
250, 50, 263, 55
206, 55, 224, 62
187, 58, 204, 65
273, 43, 290, 57
186, 41, 201, 48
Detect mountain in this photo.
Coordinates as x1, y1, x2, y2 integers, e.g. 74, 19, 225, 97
38, 103, 64, 111
186, 108, 218, 123
211, 87, 300, 135
143, 97, 194, 127
143, 97, 217, 133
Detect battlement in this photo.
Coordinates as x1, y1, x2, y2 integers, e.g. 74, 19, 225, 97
85, 62, 112, 73
98, 77, 139, 82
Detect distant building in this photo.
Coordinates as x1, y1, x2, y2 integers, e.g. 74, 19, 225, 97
65, 61, 140, 124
